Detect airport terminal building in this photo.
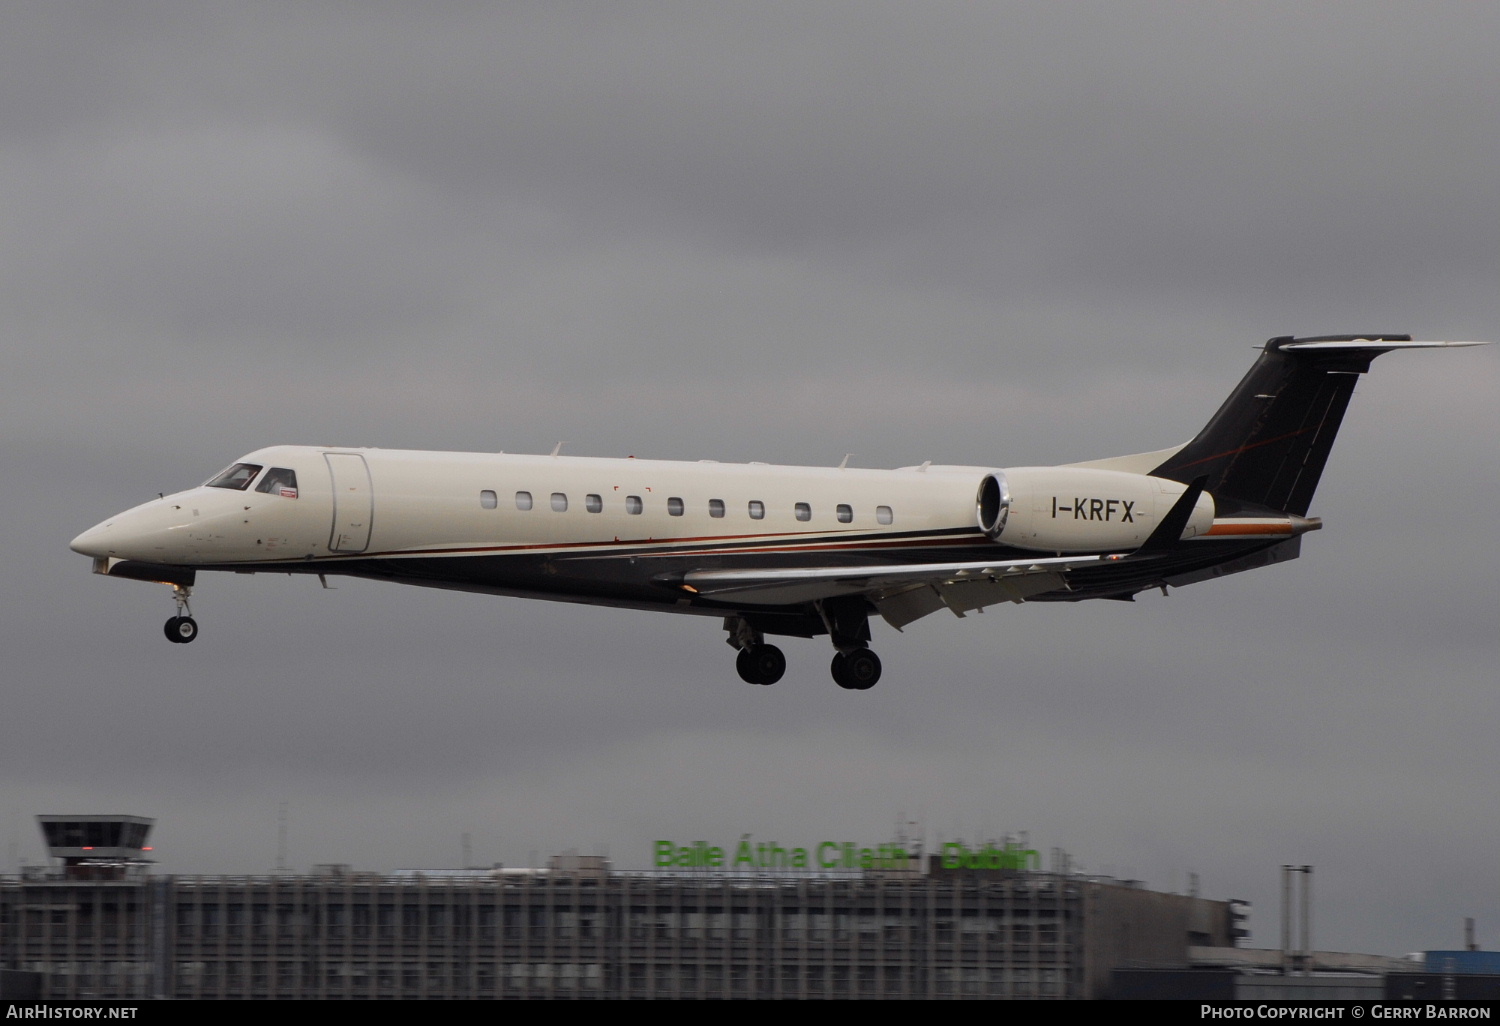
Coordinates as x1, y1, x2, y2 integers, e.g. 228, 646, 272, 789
1, 817, 1240, 1000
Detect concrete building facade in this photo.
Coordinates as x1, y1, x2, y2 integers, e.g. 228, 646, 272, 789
1, 862, 1236, 999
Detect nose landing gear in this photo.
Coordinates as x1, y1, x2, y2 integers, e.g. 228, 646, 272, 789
163, 585, 199, 644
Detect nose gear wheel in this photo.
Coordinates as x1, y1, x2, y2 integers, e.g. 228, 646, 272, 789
163, 584, 199, 643
164, 616, 199, 643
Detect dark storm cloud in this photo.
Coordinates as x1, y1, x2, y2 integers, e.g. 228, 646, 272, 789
2, 2, 1496, 957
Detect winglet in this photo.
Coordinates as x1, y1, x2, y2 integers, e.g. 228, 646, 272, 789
1138, 476, 1208, 553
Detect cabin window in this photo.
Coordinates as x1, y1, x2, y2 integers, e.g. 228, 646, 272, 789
585, 494, 603, 513
479, 490, 498, 509
626, 495, 643, 515
708, 499, 725, 518
256, 468, 300, 498
667, 497, 685, 516
206, 463, 263, 491
551, 492, 568, 512
515, 491, 533, 511
795, 502, 812, 522
836, 503, 852, 523
876, 505, 893, 525
748, 500, 765, 520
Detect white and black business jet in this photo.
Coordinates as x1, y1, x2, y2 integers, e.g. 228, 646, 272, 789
71, 335, 1484, 690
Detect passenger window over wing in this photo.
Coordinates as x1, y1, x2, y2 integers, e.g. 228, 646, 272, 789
708, 499, 725, 518
516, 491, 533, 511
586, 494, 603, 513
795, 502, 812, 522
876, 505, 893, 525
748, 500, 765, 520
551, 492, 568, 512
836, 503, 852, 523
479, 490, 498, 509
626, 495, 643, 515
668, 497, 684, 516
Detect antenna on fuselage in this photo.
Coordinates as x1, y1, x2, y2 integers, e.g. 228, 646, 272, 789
550, 442, 566, 457
838, 454, 854, 469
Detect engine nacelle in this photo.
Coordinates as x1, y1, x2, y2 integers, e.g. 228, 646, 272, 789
977, 467, 1215, 552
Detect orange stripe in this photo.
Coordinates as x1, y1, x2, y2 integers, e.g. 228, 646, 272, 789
1204, 522, 1293, 537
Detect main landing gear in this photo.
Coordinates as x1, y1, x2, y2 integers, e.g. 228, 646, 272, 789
831, 648, 881, 691
724, 600, 884, 691
735, 644, 786, 686
163, 584, 199, 644
725, 616, 785, 685
820, 597, 881, 690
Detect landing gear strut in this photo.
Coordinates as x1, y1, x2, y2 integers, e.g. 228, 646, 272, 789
164, 585, 198, 644
817, 597, 882, 690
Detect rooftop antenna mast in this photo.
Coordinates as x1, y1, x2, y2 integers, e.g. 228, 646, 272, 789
275, 801, 288, 874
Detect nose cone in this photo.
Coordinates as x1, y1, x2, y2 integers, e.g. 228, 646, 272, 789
70, 521, 116, 558
69, 495, 200, 563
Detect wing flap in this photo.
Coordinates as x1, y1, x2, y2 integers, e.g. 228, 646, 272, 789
874, 572, 1069, 629
676, 554, 1115, 618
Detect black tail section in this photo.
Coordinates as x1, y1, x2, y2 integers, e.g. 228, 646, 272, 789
1151, 335, 1413, 515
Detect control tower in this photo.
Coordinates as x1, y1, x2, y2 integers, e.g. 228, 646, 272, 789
36, 815, 154, 879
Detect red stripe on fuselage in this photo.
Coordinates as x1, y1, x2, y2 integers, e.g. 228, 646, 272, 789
323, 529, 984, 562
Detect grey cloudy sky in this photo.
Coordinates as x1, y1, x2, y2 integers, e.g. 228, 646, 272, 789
3, 2, 1496, 956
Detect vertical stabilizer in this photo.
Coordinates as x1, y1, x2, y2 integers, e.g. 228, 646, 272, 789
1150, 335, 1477, 515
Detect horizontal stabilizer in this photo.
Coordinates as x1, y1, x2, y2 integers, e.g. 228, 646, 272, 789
1278, 338, 1488, 353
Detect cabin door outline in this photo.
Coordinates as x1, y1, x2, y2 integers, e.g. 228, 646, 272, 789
325, 452, 374, 553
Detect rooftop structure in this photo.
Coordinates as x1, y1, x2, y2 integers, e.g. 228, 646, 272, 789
0, 820, 1240, 999
34, 815, 154, 881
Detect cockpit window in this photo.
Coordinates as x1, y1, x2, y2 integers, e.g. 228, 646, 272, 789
255, 467, 299, 498
206, 463, 263, 491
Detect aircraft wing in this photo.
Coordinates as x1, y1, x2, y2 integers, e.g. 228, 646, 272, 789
673, 554, 1122, 629
668, 479, 1205, 628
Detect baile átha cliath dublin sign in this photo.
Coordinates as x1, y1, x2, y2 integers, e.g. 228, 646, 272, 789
654, 836, 1040, 872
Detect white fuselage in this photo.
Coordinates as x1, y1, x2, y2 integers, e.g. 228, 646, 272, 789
71, 445, 1220, 571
